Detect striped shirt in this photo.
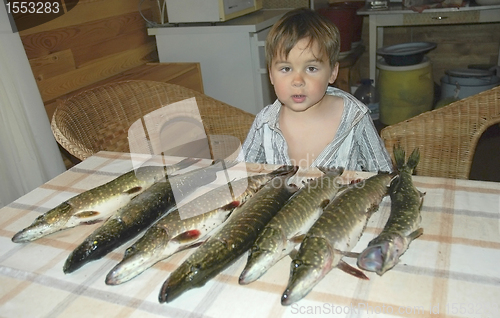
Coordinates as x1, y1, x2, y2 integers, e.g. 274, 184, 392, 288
238, 86, 393, 172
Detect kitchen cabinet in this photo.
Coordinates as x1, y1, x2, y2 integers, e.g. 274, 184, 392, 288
358, 3, 500, 84
149, 9, 290, 115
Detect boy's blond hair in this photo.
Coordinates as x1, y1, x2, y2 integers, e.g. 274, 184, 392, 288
265, 8, 341, 69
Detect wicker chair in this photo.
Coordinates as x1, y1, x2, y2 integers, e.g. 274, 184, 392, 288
51, 80, 256, 161
380, 85, 500, 179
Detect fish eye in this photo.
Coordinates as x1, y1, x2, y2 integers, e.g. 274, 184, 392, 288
190, 264, 201, 274
124, 246, 135, 256
187, 264, 201, 281
292, 260, 302, 268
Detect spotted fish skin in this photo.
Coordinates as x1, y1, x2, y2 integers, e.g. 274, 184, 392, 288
239, 167, 344, 285
357, 147, 424, 276
281, 172, 393, 306
105, 165, 296, 285
62, 161, 230, 274
159, 169, 299, 303
11, 158, 199, 243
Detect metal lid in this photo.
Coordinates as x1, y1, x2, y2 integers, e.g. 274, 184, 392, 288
445, 68, 494, 78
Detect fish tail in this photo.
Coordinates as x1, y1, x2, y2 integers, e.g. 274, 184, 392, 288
393, 145, 406, 170
406, 148, 420, 171
393, 145, 420, 172
317, 166, 344, 176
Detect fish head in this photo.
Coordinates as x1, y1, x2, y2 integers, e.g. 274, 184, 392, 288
281, 237, 333, 306
239, 227, 285, 285
357, 233, 405, 276
159, 260, 208, 303
106, 227, 172, 285
11, 203, 74, 243
159, 240, 226, 303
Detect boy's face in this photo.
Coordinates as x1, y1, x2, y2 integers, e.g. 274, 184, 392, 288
269, 38, 338, 113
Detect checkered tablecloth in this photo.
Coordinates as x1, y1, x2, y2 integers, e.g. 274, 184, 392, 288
1, 151, 499, 318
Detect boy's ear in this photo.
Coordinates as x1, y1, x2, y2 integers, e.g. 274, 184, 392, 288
269, 67, 274, 85
329, 62, 340, 84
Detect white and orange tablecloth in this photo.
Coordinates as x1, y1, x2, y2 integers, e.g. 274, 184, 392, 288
1, 151, 499, 318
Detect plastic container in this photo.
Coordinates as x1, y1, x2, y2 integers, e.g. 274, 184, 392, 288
329, 1, 365, 47
354, 79, 379, 120
317, 7, 355, 56
440, 75, 500, 100
377, 57, 434, 125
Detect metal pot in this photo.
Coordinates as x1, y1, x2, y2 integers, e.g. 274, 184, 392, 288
440, 72, 500, 100
445, 68, 496, 86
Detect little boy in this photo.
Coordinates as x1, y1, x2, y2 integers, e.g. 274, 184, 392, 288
239, 8, 392, 172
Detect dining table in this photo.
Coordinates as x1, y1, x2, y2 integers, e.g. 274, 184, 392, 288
1, 150, 499, 318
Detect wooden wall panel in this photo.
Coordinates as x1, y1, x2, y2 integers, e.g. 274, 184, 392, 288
36, 42, 156, 102
19, 0, 148, 36
16, 0, 159, 117
21, 10, 151, 61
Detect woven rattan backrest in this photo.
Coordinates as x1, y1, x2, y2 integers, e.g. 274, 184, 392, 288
51, 80, 256, 161
380, 86, 500, 179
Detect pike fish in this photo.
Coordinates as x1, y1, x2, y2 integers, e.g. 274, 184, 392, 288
63, 160, 230, 274
239, 167, 344, 285
281, 172, 394, 306
159, 169, 299, 303
11, 158, 199, 243
105, 165, 296, 285
357, 147, 424, 276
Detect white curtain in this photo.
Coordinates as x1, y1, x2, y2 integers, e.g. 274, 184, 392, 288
0, 5, 66, 208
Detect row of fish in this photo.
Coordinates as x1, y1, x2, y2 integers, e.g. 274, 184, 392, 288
11, 146, 424, 306
106, 165, 297, 285
11, 157, 200, 243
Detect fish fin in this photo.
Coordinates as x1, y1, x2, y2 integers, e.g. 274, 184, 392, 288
338, 260, 369, 280
177, 240, 206, 252
392, 145, 406, 170
289, 234, 306, 244
221, 201, 241, 211
189, 240, 206, 248
319, 199, 330, 210
80, 219, 104, 225
124, 186, 143, 195
349, 178, 363, 185
74, 211, 105, 225
406, 148, 420, 170
74, 211, 100, 218
286, 183, 300, 194
408, 228, 424, 241
388, 175, 400, 193
172, 229, 202, 243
